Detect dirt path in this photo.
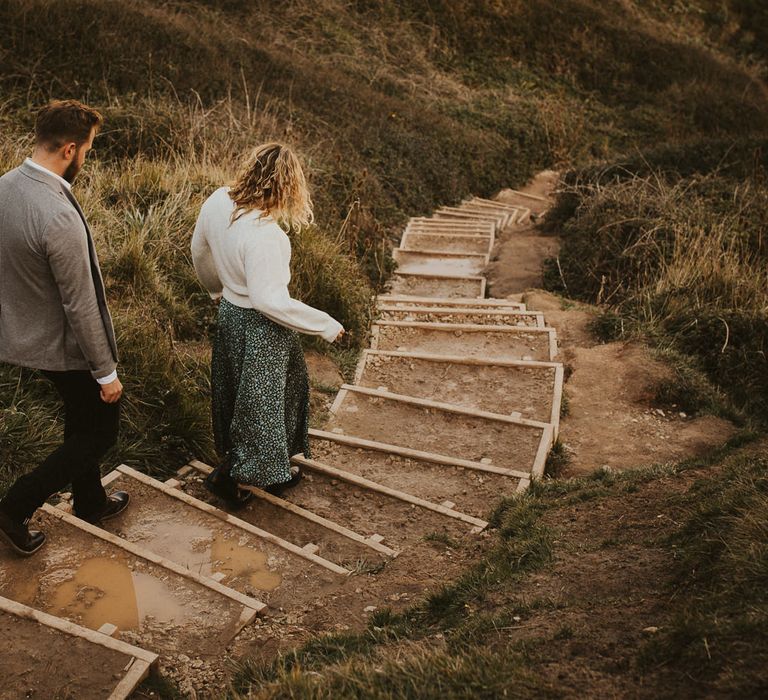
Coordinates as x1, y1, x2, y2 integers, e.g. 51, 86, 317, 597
487, 179, 735, 475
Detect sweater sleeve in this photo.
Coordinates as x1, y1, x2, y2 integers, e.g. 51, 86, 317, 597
191, 204, 224, 299
244, 229, 344, 342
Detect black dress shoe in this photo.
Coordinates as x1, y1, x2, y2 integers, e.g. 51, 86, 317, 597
76, 491, 130, 524
263, 468, 302, 496
204, 470, 253, 511
0, 509, 46, 556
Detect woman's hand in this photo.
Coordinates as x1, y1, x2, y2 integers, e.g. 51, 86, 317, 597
335, 328, 345, 342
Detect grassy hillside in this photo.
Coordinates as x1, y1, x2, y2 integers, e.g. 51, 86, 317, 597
225, 435, 767, 699
1, 0, 762, 483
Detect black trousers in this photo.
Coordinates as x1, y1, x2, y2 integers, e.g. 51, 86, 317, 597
0, 370, 119, 523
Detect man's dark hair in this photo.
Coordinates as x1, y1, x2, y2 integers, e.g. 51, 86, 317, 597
35, 99, 103, 150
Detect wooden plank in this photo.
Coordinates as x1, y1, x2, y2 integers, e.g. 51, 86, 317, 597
185, 461, 397, 559
40, 503, 267, 613
376, 295, 524, 308
361, 348, 562, 370
337, 384, 552, 430
515, 478, 531, 493
436, 206, 503, 222
394, 248, 489, 260
292, 456, 488, 530
119, 464, 359, 572
531, 425, 555, 478
378, 305, 543, 322
108, 659, 153, 700
0, 595, 159, 665
403, 229, 492, 239
375, 319, 554, 334
309, 429, 531, 479
551, 364, 565, 439
494, 189, 548, 202
466, 197, 524, 213
392, 271, 486, 282
548, 328, 559, 359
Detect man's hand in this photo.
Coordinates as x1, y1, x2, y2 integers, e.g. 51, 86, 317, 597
100, 377, 123, 404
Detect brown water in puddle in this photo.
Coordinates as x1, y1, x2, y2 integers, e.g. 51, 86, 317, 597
211, 534, 282, 591
50, 556, 187, 631
120, 516, 282, 592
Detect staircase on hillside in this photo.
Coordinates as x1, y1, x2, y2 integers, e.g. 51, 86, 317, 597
0, 189, 562, 698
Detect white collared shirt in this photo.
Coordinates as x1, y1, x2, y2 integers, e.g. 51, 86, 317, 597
25, 158, 118, 386
25, 158, 72, 191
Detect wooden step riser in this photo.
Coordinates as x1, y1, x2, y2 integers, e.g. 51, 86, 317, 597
354, 350, 562, 427
371, 323, 558, 362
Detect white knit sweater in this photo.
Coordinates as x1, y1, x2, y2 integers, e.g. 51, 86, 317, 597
191, 187, 343, 342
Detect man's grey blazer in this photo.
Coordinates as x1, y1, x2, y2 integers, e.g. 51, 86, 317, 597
0, 161, 118, 380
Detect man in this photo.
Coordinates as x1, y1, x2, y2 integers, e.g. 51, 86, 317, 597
0, 99, 129, 556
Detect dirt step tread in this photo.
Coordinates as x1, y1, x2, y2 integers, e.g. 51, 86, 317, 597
0, 595, 156, 700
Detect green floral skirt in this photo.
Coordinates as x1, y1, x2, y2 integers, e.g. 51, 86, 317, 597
211, 299, 311, 487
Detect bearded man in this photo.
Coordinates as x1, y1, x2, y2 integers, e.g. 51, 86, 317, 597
0, 99, 129, 555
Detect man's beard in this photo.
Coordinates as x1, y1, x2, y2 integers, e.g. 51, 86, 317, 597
62, 147, 83, 183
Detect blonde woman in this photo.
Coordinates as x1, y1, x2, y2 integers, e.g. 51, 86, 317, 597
191, 143, 344, 506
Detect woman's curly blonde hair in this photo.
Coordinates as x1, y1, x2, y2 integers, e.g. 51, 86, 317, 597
229, 142, 313, 230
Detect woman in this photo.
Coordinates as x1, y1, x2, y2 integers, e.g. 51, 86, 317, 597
191, 143, 344, 506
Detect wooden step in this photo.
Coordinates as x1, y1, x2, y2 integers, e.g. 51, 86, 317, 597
0, 595, 157, 700
409, 217, 495, 231
354, 349, 563, 428
466, 200, 531, 225
371, 320, 558, 361
92, 466, 352, 615
309, 429, 531, 479
387, 273, 485, 298
0, 505, 260, 659
327, 385, 553, 478
376, 295, 525, 310
307, 436, 528, 519
401, 231, 493, 255
392, 249, 488, 276
434, 209, 503, 228
182, 460, 397, 561
377, 305, 544, 327
453, 203, 514, 228
291, 456, 488, 531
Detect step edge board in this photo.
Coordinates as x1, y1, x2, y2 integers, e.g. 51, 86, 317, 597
362, 348, 562, 369
0, 594, 159, 665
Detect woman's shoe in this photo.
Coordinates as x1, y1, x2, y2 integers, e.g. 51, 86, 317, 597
263, 467, 302, 497
204, 469, 253, 510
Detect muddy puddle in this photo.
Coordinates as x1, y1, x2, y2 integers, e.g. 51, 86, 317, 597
102, 474, 343, 611
0, 512, 251, 655
359, 354, 556, 421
